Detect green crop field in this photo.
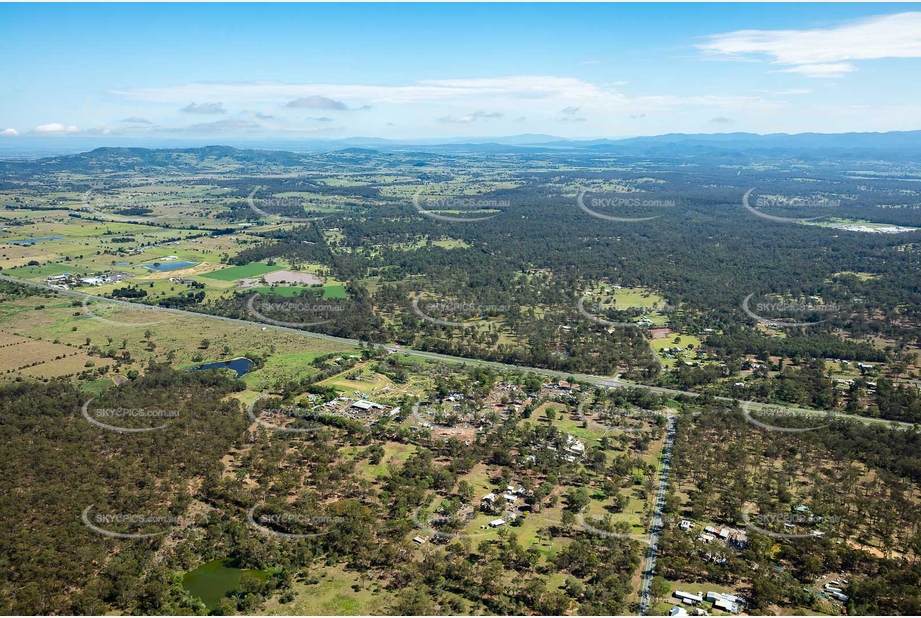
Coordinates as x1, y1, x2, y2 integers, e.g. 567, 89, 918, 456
200, 262, 284, 281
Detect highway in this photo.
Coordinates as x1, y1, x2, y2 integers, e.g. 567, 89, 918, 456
1, 274, 916, 431
638, 416, 676, 616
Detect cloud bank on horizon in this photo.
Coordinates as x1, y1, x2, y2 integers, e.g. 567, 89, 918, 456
3, 8, 921, 141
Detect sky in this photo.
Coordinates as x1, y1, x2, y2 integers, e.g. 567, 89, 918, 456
2, 2, 921, 145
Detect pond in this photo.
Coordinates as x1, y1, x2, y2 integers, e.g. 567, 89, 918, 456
182, 559, 270, 610
142, 261, 198, 271
9, 235, 63, 245
194, 357, 254, 378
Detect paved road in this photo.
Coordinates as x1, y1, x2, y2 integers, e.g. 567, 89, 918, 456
1, 274, 916, 431
639, 416, 676, 616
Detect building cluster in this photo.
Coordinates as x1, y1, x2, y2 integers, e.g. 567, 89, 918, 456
672, 589, 745, 615
679, 519, 748, 550
45, 271, 133, 289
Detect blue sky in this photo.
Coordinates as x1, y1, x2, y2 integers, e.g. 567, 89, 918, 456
2, 3, 921, 143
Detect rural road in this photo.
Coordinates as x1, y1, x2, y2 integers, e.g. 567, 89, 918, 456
1, 274, 915, 431
639, 415, 676, 616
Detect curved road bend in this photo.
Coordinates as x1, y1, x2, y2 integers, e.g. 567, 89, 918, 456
639, 415, 676, 616
1, 275, 916, 432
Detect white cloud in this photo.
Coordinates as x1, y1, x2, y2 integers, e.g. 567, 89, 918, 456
438, 111, 505, 124
697, 12, 921, 77
285, 95, 348, 110
177, 118, 259, 133
32, 123, 80, 135
114, 76, 609, 105
180, 102, 226, 115
109, 75, 790, 136
773, 63, 855, 78
0, 128, 19, 137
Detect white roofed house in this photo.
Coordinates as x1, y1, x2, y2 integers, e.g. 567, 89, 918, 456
564, 434, 585, 457
351, 400, 384, 413
674, 590, 703, 604
706, 592, 743, 614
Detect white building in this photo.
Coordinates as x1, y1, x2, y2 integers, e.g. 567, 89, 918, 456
674, 591, 703, 604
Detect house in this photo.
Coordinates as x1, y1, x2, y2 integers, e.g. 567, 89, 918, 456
674, 591, 703, 604
565, 435, 585, 455
503, 493, 518, 503
489, 519, 505, 528
412, 536, 426, 545
713, 599, 739, 614
706, 592, 743, 605
670, 606, 689, 617
680, 520, 694, 531
351, 400, 384, 412
697, 533, 715, 543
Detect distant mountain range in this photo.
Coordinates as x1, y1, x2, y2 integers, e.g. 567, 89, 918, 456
1, 130, 920, 161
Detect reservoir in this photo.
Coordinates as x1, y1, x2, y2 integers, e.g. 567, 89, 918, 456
194, 357, 254, 378
142, 261, 198, 271
9, 235, 63, 245
182, 559, 270, 610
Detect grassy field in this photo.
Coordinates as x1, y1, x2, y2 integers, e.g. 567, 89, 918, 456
318, 366, 394, 395
252, 284, 347, 299
263, 565, 394, 616
344, 441, 417, 480
649, 334, 704, 368
0, 293, 356, 388
200, 262, 284, 281
240, 351, 348, 391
